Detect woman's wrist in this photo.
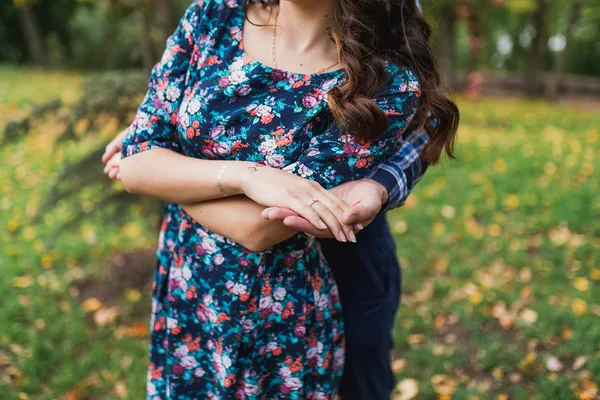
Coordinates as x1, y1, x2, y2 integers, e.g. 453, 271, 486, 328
221, 161, 258, 196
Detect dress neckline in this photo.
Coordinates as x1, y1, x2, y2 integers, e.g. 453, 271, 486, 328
234, 4, 345, 79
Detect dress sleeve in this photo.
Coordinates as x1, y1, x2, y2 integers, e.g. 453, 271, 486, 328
283, 76, 420, 190
121, 1, 203, 159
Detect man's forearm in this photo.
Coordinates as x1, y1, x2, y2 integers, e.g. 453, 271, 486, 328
368, 127, 429, 212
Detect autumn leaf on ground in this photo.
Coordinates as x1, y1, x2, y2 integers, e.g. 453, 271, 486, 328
392, 358, 407, 373
407, 334, 425, 346
519, 308, 538, 326
394, 378, 419, 400
112, 381, 127, 398
573, 277, 589, 292
115, 322, 148, 338
519, 352, 537, 370
94, 307, 118, 327
571, 299, 587, 316
572, 356, 587, 371
545, 355, 563, 372
125, 288, 142, 303
431, 374, 457, 396
81, 298, 103, 313
13, 275, 33, 288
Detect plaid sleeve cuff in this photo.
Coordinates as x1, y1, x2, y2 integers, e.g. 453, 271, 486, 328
369, 165, 407, 213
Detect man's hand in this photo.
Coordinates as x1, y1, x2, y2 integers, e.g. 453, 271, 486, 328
102, 128, 129, 180
262, 179, 388, 239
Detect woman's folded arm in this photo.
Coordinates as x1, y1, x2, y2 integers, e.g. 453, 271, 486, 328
180, 197, 298, 252
119, 148, 252, 203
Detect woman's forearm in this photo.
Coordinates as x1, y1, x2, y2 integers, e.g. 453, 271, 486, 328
180, 197, 298, 252
119, 147, 354, 243
120, 148, 252, 203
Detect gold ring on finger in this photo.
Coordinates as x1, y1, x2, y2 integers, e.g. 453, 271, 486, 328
309, 197, 319, 207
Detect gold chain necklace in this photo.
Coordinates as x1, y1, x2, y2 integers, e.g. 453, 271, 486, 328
271, 11, 339, 74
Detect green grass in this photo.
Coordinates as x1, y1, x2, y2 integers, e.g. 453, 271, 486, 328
1, 68, 598, 400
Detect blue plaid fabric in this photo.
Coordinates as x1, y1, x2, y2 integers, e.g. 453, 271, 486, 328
367, 126, 429, 212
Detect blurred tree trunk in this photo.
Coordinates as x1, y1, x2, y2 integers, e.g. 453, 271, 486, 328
15, 4, 48, 67
546, 0, 581, 99
524, 0, 549, 96
137, 2, 155, 71
156, 0, 174, 51
461, 3, 484, 75
438, 4, 456, 90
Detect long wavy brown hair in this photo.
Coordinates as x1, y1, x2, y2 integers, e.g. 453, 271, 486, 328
244, 0, 459, 164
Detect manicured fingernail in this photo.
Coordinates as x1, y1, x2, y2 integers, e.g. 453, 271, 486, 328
355, 224, 364, 230
339, 231, 347, 242
318, 220, 327, 229
348, 231, 357, 243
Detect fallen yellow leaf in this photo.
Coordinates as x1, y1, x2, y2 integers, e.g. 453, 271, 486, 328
433, 257, 449, 273
519, 308, 538, 326
125, 289, 142, 303
573, 277, 589, 292
509, 373, 522, 383
549, 225, 571, 246
493, 159, 506, 172
519, 352, 537, 370
432, 222, 445, 238
116, 322, 149, 338
434, 314, 446, 329
572, 356, 587, 371
407, 334, 425, 346
13, 275, 33, 289
94, 307, 119, 327
395, 378, 419, 400
113, 381, 127, 398
519, 268, 532, 282
81, 298, 103, 313
440, 205, 456, 219
7, 218, 20, 232
487, 224, 501, 237
41, 254, 54, 269
545, 355, 563, 372
571, 299, 587, 316
503, 194, 519, 209
431, 374, 457, 396
393, 220, 408, 235
492, 368, 503, 380
391, 358, 407, 373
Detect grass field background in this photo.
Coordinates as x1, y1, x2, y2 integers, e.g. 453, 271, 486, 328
1, 67, 598, 400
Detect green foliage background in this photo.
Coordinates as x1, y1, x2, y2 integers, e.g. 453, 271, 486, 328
1, 0, 599, 398
1, 67, 598, 400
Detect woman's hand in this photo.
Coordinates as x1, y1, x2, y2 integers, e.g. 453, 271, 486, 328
236, 165, 356, 243
262, 178, 388, 239
103, 152, 122, 180
102, 128, 129, 180
102, 128, 129, 163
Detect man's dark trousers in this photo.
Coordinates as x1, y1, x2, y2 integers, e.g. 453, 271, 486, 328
319, 215, 401, 400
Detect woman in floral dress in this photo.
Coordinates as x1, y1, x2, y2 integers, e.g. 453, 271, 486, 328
118, 0, 458, 398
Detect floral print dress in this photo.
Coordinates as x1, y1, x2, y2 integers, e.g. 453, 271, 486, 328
121, 0, 420, 398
